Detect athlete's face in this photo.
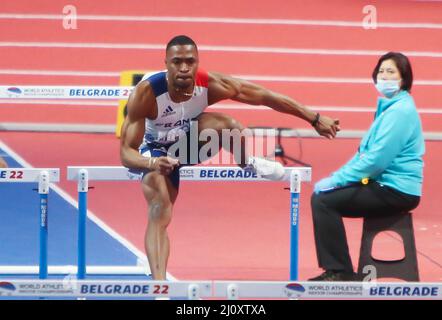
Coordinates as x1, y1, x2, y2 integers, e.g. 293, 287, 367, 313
165, 45, 199, 89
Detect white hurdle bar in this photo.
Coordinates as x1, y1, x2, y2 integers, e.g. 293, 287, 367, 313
0, 168, 60, 279
67, 166, 311, 280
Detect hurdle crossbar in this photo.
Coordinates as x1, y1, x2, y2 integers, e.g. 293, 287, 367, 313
66, 165, 311, 182
0, 168, 60, 280
0, 168, 59, 183
67, 165, 311, 281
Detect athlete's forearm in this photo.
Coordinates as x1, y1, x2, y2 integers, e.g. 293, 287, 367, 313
233, 79, 317, 124
120, 146, 152, 169
263, 91, 317, 124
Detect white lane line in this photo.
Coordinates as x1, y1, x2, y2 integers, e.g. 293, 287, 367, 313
2, 124, 442, 140
1, 41, 442, 58
234, 75, 442, 85
209, 104, 442, 114
1, 100, 442, 114
0, 69, 120, 77
0, 99, 118, 106
0, 13, 441, 29
1, 69, 442, 86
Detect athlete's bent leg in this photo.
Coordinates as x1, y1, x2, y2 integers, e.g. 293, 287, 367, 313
195, 112, 285, 180
195, 112, 247, 165
141, 171, 178, 280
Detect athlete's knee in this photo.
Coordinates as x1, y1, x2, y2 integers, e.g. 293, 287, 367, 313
197, 112, 243, 132
145, 197, 173, 221
143, 171, 177, 193
142, 173, 175, 224
215, 113, 243, 131
148, 199, 172, 226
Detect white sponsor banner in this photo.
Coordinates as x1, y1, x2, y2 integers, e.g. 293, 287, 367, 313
0, 86, 134, 99
0, 280, 441, 299
214, 281, 442, 299
0, 280, 212, 299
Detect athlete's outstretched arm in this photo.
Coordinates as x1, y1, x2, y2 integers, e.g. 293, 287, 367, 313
207, 72, 340, 139
120, 82, 178, 174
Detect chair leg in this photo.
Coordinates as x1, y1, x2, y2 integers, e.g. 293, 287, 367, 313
358, 212, 419, 282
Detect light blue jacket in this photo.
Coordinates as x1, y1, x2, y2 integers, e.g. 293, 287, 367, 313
331, 90, 425, 196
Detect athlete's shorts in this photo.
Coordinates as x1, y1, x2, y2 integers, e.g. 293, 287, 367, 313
128, 134, 213, 189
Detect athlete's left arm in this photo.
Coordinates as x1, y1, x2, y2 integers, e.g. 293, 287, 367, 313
207, 72, 340, 139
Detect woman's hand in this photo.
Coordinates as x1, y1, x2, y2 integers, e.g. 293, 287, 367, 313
314, 176, 336, 194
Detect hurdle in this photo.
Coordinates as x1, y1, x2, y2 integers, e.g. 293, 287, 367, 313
0, 168, 60, 279
67, 165, 311, 281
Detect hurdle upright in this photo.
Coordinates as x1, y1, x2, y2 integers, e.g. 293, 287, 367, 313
67, 166, 311, 281
0, 168, 60, 279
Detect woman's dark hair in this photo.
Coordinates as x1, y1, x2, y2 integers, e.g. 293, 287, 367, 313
372, 52, 413, 92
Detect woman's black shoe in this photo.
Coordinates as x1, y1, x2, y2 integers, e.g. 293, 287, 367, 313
308, 270, 359, 281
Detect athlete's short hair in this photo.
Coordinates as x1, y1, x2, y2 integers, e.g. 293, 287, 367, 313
166, 35, 198, 52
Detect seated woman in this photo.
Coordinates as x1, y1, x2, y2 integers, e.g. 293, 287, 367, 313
309, 52, 425, 281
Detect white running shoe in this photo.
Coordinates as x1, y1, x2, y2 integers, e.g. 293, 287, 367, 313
245, 156, 285, 180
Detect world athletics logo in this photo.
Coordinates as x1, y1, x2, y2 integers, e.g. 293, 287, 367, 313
0, 282, 16, 292
284, 283, 306, 298
6, 87, 23, 97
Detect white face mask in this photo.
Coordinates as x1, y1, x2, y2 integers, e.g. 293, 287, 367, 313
375, 79, 401, 98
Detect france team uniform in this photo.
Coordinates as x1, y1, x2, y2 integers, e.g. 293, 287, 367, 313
131, 69, 210, 188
